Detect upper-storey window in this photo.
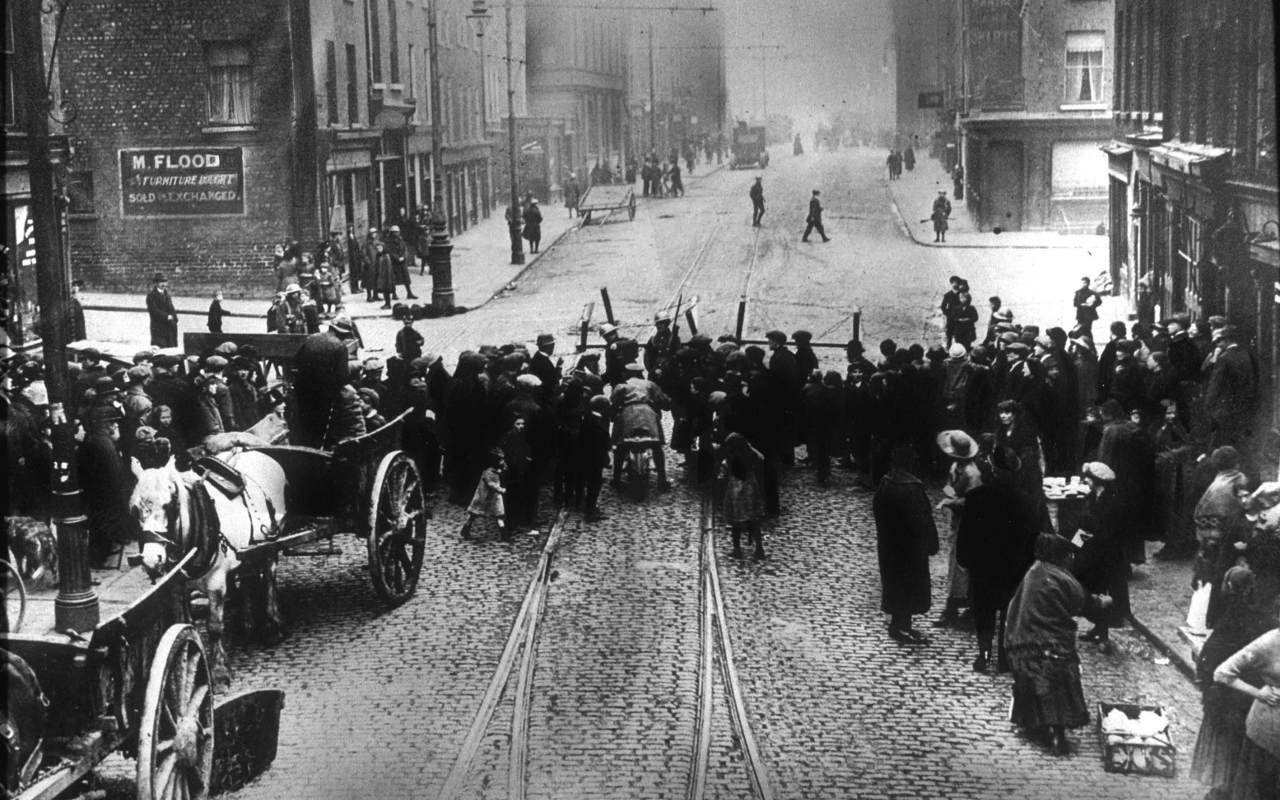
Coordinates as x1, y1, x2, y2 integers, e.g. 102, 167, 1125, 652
1065, 31, 1105, 105
207, 42, 253, 124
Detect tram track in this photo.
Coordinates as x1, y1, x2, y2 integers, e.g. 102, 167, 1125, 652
435, 508, 567, 800
689, 495, 774, 800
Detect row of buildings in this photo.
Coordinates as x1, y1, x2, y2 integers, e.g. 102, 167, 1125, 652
3, 0, 726, 308
895, 0, 1278, 427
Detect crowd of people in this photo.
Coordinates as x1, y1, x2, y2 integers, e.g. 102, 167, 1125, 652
6, 255, 1279, 791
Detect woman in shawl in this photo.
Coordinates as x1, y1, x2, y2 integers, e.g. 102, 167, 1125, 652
1196, 446, 1254, 627
1213, 609, 1280, 800
1005, 533, 1113, 755
1192, 566, 1274, 799
719, 432, 767, 560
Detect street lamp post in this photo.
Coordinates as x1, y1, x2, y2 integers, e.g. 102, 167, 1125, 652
467, 1, 489, 132
504, 0, 524, 265
427, 0, 455, 312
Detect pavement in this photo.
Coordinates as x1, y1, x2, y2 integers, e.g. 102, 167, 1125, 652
885, 156, 1110, 250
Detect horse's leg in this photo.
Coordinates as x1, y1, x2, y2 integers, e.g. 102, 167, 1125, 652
205, 559, 233, 692
256, 553, 287, 646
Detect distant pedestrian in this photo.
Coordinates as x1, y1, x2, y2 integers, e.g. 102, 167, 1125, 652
931, 191, 952, 243
523, 199, 543, 253
802, 189, 830, 243
460, 449, 508, 539
207, 290, 231, 334
1073, 276, 1101, 335
669, 162, 684, 197
749, 177, 765, 227
146, 273, 178, 348
873, 445, 938, 645
904, 145, 916, 171
372, 243, 396, 308
565, 173, 581, 215
385, 225, 417, 300
953, 163, 965, 200
793, 133, 804, 156
345, 225, 364, 295
70, 279, 87, 341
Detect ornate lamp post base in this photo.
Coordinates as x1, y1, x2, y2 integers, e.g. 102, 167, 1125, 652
509, 219, 525, 265
428, 216, 455, 312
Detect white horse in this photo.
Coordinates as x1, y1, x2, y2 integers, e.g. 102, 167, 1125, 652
130, 449, 288, 690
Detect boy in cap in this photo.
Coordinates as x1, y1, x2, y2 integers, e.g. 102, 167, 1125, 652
396, 315, 424, 364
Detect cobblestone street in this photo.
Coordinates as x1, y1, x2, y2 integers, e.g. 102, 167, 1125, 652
82, 148, 1203, 799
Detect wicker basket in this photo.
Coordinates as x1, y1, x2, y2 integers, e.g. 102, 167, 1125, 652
1097, 702, 1176, 778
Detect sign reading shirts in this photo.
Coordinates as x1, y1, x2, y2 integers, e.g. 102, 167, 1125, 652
119, 148, 245, 217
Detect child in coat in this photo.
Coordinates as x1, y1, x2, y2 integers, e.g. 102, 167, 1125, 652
317, 264, 340, 316
461, 450, 507, 539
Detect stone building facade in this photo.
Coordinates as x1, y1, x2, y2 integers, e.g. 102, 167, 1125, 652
959, 0, 1114, 233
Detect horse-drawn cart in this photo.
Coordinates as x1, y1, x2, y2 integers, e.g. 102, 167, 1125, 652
220, 408, 429, 607
3, 550, 282, 800
576, 184, 636, 225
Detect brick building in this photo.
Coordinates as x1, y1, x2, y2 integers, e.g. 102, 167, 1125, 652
958, 0, 1114, 233
1106, 0, 1277, 424
892, 0, 960, 166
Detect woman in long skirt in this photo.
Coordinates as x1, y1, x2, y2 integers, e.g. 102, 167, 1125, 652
719, 432, 766, 560
1006, 533, 1112, 755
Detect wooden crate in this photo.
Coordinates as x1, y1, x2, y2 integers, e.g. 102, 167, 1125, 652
1097, 702, 1177, 778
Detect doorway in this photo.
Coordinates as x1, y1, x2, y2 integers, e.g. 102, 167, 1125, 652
981, 140, 1024, 231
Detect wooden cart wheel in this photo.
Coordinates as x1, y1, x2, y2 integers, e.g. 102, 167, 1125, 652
628, 194, 636, 221
366, 451, 428, 607
3, 557, 26, 634
137, 624, 214, 800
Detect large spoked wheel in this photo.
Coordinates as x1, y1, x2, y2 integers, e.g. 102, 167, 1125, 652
366, 451, 428, 607
4, 556, 26, 634
137, 624, 214, 800
628, 194, 636, 221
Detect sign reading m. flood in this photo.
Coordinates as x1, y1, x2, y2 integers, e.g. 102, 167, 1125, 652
119, 147, 245, 217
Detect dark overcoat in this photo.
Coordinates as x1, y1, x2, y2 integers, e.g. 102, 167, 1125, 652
957, 473, 1038, 609
146, 288, 178, 348
873, 469, 940, 615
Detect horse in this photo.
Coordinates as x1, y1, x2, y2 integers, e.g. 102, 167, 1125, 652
129, 449, 288, 691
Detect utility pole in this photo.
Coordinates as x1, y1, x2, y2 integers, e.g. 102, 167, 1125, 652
427, 0, 456, 310
505, 0, 524, 265
13, 0, 99, 632
648, 26, 656, 157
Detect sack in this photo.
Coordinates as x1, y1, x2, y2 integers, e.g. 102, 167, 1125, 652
1246, 698, 1280, 758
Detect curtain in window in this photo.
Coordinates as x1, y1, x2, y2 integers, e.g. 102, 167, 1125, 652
1065, 32, 1105, 104
208, 44, 252, 124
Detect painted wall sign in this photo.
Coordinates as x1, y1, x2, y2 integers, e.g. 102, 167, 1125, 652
967, 0, 1024, 108
119, 147, 245, 217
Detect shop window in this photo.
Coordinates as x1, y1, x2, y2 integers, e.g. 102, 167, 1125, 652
206, 42, 254, 125
67, 171, 95, 215
1065, 32, 1104, 105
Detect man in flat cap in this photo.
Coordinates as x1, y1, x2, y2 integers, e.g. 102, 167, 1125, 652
802, 189, 830, 243
793, 331, 819, 378
1203, 325, 1258, 451
530, 333, 562, 405
146, 273, 179, 348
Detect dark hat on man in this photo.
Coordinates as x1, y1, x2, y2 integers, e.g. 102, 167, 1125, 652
1006, 342, 1031, 357
536, 333, 556, 347
812, 189, 820, 195
765, 330, 787, 344
329, 316, 355, 335
126, 365, 152, 382
71, 278, 85, 288
152, 272, 168, 283
204, 355, 229, 372
92, 375, 120, 395
926, 344, 947, 362
792, 330, 812, 344
81, 347, 102, 362
1099, 399, 1126, 420
153, 354, 181, 369
846, 339, 865, 355
87, 404, 124, 427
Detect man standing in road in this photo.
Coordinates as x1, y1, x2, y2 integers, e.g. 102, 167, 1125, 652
146, 272, 178, 348
873, 444, 938, 645
749, 177, 765, 227
1072, 276, 1101, 335
802, 189, 830, 243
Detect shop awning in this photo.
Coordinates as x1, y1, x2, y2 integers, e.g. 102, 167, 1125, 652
1149, 142, 1232, 180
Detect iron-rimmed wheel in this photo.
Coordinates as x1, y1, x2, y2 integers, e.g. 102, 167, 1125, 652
137, 624, 214, 800
366, 451, 427, 607
628, 194, 636, 221
3, 556, 25, 634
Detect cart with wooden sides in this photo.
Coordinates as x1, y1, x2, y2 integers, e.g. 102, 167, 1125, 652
2, 550, 283, 800
225, 407, 430, 608
576, 184, 637, 225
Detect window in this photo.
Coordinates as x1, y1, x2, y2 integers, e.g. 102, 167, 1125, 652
407, 44, 415, 100
325, 41, 339, 125
370, 0, 382, 83
387, 0, 400, 84
206, 42, 253, 124
4, 4, 17, 127
1065, 31, 1104, 105
67, 171, 95, 215
346, 44, 359, 124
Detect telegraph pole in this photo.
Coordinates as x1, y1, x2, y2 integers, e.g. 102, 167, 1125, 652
13, 0, 99, 631
648, 26, 656, 156
505, 0, 524, 265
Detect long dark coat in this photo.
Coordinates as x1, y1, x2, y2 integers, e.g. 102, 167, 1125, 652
372, 252, 395, 293
873, 469, 939, 615
522, 204, 543, 243
146, 288, 178, 348
957, 473, 1038, 610
78, 433, 143, 561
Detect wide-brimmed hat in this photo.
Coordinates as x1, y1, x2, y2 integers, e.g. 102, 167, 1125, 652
284, 283, 302, 295
92, 375, 120, 394
329, 316, 354, 335
536, 333, 556, 346
948, 342, 967, 358
991, 445, 1022, 473
936, 430, 980, 459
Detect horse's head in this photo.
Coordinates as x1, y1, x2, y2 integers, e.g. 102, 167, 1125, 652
129, 457, 190, 575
